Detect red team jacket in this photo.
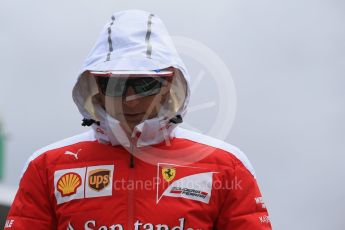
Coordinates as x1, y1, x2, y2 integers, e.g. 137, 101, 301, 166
5, 10, 272, 230
6, 128, 271, 230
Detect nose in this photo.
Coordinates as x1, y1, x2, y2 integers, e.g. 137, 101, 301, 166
123, 86, 140, 107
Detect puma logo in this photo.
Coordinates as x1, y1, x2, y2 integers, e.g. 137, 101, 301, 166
64, 149, 82, 160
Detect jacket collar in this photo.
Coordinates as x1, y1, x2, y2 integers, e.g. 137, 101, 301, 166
91, 98, 178, 148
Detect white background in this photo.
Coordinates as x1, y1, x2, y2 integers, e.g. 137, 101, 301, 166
1, 0, 345, 229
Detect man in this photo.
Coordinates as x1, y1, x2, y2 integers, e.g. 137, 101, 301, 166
5, 9, 272, 229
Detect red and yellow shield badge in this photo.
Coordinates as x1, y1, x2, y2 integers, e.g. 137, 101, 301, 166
162, 167, 176, 182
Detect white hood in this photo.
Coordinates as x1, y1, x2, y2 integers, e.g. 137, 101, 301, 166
72, 9, 191, 148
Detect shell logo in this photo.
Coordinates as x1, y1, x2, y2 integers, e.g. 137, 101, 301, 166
57, 172, 82, 197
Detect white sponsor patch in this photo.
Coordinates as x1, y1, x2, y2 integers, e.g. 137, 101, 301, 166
159, 172, 214, 204
85, 165, 114, 198
54, 165, 114, 204
54, 167, 86, 204
156, 163, 217, 204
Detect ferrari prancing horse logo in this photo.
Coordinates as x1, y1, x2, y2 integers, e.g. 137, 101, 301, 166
162, 167, 176, 182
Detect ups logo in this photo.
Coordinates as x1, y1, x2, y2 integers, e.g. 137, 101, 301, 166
88, 169, 111, 191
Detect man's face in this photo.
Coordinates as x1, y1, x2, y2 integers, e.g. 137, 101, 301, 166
94, 70, 173, 133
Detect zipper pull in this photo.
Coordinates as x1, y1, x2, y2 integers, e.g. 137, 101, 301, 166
129, 135, 136, 168
130, 154, 134, 168
129, 129, 141, 168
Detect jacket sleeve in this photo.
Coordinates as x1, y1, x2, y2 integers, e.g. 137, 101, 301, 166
215, 159, 272, 229
4, 160, 56, 229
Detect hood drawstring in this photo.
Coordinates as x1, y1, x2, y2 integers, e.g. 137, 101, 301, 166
82, 118, 100, 127
169, 115, 183, 124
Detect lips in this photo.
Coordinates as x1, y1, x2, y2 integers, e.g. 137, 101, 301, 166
124, 112, 144, 117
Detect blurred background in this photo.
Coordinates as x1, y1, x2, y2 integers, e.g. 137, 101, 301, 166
1, 0, 345, 229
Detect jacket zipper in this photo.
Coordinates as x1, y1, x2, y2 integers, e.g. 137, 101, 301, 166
128, 137, 135, 229
129, 133, 136, 168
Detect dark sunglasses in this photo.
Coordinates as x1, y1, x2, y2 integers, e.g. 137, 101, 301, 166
96, 76, 167, 97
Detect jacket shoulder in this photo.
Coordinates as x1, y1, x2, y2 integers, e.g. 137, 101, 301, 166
20, 129, 96, 178
174, 127, 256, 177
